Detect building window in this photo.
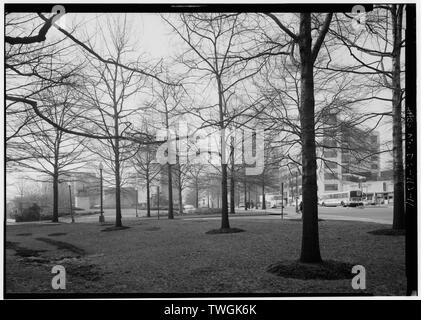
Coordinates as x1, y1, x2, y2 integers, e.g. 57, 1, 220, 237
324, 150, 337, 158
325, 184, 338, 191
325, 161, 338, 169
324, 173, 338, 180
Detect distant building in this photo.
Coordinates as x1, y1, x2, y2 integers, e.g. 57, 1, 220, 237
279, 114, 389, 205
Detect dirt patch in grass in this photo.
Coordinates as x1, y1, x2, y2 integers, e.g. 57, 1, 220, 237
66, 262, 102, 282
47, 232, 67, 237
267, 260, 355, 280
206, 227, 245, 234
35, 237, 85, 256
16, 233, 32, 237
101, 226, 130, 232
6, 241, 46, 258
368, 229, 405, 236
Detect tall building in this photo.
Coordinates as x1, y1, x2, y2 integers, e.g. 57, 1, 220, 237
279, 114, 383, 204
319, 114, 380, 193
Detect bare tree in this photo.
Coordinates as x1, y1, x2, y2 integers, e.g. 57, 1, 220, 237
16, 86, 88, 222
264, 12, 333, 262
78, 16, 148, 227
165, 13, 267, 231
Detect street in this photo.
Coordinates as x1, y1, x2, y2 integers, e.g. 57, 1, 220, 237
57, 205, 393, 225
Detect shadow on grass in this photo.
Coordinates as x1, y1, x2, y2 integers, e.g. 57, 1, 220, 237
35, 237, 85, 256
101, 226, 130, 232
267, 260, 355, 280
6, 241, 46, 257
368, 228, 405, 236
206, 228, 245, 234
288, 218, 325, 222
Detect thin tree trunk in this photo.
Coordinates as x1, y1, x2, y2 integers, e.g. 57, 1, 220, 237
244, 181, 248, 211
392, 4, 405, 230
230, 138, 235, 214
195, 180, 199, 209
262, 180, 266, 210
115, 147, 122, 227
178, 173, 183, 215
146, 177, 151, 217
167, 164, 174, 219
298, 13, 322, 263
52, 170, 59, 222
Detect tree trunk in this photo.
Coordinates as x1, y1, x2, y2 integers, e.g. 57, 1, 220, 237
391, 5, 405, 230
52, 170, 59, 222
262, 180, 266, 210
230, 139, 235, 214
244, 181, 248, 210
298, 13, 322, 263
146, 177, 151, 218
167, 164, 174, 219
221, 163, 230, 228
217, 74, 230, 229
195, 180, 199, 209
115, 147, 122, 227
178, 178, 183, 215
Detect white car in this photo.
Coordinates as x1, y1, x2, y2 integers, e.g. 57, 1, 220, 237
183, 205, 196, 214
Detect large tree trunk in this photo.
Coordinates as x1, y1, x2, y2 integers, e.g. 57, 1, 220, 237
392, 4, 405, 230
146, 177, 151, 217
298, 13, 322, 263
167, 164, 174, 219
217, 75, 230, 229
221, 163, 230, 228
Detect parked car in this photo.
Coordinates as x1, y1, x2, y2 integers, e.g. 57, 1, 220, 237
183, 205, 196, 214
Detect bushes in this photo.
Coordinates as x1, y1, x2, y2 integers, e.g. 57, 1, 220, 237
15, 203, 41, 222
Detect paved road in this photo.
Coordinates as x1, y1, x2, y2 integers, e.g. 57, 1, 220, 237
57, 205, 392, 225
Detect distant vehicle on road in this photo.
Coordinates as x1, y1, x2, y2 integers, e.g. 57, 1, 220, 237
260, 194, 284, 208
319, 190, 363, 207
183, 205, 196, 214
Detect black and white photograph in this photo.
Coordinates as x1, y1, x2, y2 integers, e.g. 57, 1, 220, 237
2, 1, 418, 303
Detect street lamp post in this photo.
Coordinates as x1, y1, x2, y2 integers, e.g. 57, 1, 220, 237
99, 162, 105, 223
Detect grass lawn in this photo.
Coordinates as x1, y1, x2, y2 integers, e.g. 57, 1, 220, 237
5, 217, 406, 296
